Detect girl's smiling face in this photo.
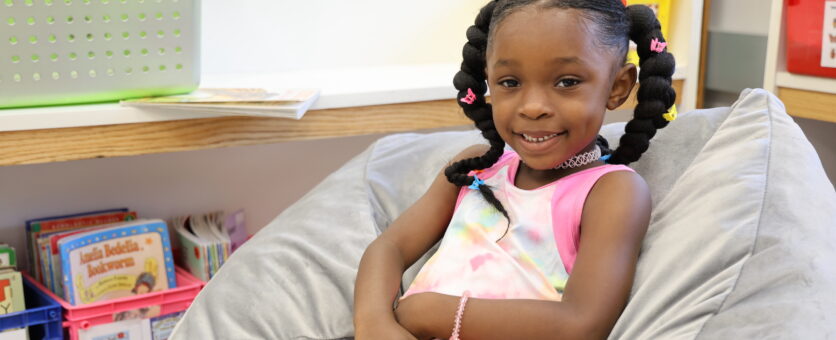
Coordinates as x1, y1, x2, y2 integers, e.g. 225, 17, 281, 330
486, 7, 635, 171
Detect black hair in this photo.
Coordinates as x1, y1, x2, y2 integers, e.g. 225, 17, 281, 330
446, 0, 676, 230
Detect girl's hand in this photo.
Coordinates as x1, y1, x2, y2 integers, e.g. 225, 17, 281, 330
354, 320, 417, 340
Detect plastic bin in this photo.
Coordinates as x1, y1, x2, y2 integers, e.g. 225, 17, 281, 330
785, 0, 836, 78
24, 266, 203, 340
0, 276, 62, 340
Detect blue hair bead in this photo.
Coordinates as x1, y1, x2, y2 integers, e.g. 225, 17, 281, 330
468, 175, 485, 190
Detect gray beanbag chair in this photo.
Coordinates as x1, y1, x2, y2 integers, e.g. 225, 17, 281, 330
170, 88, 836, 339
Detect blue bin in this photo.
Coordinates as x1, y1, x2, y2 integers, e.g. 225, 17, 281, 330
0, 276, 62, 339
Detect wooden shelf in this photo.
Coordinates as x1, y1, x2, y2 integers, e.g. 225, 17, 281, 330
763, 0, 836, 123
777, 87, 836, 123
0, 99, 471, 166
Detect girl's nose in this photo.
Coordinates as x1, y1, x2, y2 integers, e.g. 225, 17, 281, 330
519, 89, 553, 120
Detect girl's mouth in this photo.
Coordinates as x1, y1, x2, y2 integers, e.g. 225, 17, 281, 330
515, 131, 567, 153
521, 132, 561, 143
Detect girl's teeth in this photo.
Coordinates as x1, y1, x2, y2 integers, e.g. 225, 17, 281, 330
522, 133, 558, 143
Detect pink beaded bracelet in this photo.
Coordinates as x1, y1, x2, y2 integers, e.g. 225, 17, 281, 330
449, 292, 471, 340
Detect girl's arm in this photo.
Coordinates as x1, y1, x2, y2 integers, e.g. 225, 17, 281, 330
353, 145, 490, 339
395, 170, 652, 340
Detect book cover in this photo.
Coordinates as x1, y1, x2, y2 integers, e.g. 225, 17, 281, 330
43, 224, 114, 298
26, 209, 135, 281
626, 0, 672, 65
59, 219, 176, 305
0, 271, 25, 315
170, 217, 210, 282
34, 212, 138, 292
149, 311, 184, 340
0, 246, 16, 269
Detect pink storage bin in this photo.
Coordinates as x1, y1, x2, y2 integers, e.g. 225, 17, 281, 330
24, 267, 204, 340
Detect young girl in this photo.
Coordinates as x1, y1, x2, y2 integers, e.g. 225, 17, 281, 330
355, 0, 676, 338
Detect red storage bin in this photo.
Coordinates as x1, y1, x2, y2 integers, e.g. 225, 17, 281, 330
24, 267, 204, 340
785, 0, 836, 78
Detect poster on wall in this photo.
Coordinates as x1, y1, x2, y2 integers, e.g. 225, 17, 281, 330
822, 0, 836, 68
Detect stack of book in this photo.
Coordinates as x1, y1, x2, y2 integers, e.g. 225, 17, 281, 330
1, 244, 26, 339
25, 209, 177, 305
169, 210, 248, 282
120, 88, 321, 119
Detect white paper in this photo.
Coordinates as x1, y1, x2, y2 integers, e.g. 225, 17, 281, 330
822, 1, 836, 68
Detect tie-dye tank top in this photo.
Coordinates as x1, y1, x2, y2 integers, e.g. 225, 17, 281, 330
402, 150, 633, 301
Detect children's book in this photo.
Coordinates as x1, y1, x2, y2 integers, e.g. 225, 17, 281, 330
43, 224, 114, 297
0, 245, 16, 270
149, 311, 184, 340
32, 211, 138, 293
170, 216, 211, 282
26, 209, 136, 281
626, 0, 672, 65
58, 219, 176, 305
0, 270, 25, 315
170, 211, 241, 282
77, 318, 152, 340
223, 209, 248, 252
120, 88, 321, 120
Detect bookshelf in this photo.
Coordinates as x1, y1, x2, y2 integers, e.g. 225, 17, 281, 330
763, 0, 836, 123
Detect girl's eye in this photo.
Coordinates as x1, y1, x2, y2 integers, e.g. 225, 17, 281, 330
498, 79, 520, 88
556, 78, 581, 88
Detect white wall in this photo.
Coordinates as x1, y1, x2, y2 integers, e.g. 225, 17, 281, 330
0, 0, 486, 270
201, 0, 486, 74
708, 0, 770, 35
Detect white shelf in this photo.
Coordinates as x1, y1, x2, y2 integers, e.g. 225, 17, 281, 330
775, 72, 836, 95
0, 63, 461, 132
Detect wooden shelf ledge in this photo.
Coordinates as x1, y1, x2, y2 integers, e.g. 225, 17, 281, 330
777, 87, 836, 123
0, 99, 471, 166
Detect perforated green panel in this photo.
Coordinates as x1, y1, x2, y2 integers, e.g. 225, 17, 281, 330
0, 0, 200, 109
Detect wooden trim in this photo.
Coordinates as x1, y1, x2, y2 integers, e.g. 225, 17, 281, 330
0, 100, 472, 166
777, 87, 836, 123
696, 0, 712, 108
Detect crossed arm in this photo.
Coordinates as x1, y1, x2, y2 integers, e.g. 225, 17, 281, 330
354, 145, 651, 340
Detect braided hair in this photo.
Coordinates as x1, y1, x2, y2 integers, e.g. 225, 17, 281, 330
446, 0, 676, 228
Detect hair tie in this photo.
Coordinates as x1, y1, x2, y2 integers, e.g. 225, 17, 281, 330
600, 154, 612, 163
663, 104, 678, 122
650, 38, 667, 53
460, 88, 477, 105
468, 175, 485, 190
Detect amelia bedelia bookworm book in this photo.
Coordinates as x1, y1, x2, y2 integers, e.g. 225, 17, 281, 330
26, 208, 137, 282
58, 219, 176, 306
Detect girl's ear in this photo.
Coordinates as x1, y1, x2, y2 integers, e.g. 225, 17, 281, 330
607, 63, 638, 110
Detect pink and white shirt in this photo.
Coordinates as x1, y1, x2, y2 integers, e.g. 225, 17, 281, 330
402, 150, 633, 301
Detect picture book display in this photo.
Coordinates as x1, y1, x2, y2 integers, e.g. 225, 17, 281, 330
57, 219, 177, 305
170, 210, 247, 282
26, 208, 137, 283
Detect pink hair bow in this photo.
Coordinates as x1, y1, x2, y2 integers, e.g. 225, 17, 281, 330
650, 38, 667, 53
460, 88, 477, 105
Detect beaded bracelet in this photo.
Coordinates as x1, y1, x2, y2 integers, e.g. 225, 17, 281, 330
449, 292, 471, 340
